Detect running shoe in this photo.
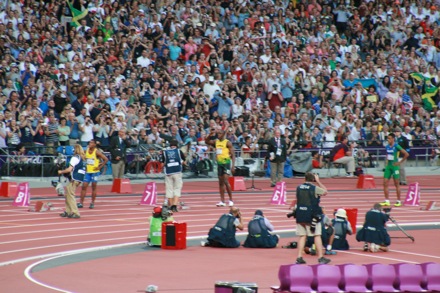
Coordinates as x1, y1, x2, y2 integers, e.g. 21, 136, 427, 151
89, 202, 94, 209
394, 201, 402, 207
228, 201, 234, 207
296, 257, 306, 264
318, 257, 331, 264
379, 201, 390, 206
77, 203, 83, 208
216, 202, 226, 207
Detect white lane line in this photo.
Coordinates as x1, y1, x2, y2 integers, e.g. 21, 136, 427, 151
336, 250, 430, 263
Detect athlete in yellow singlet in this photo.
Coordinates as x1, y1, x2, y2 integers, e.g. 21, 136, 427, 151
205, 128, 235, 207
78, 139, 108, 209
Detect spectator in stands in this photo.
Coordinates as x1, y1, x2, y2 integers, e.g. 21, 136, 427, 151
312, 151, 324, 169
356, 203, 390, 252
329, 136, 356, 177
202, 206, 244, 248
243, 210, 279, 248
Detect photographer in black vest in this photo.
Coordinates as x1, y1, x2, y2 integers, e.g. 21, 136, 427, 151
295, 172, 331, 264
161, 139, 185, 212
202, 206, 244, 248
356, 203, 390, 252
243, 210, 279, 248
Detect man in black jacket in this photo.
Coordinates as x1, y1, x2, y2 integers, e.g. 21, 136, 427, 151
109, 128, 132, 179
267, 129, 287, 187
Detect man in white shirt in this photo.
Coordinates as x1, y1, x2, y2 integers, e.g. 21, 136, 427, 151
203, 76, 221, 99
137, 50, 152, 68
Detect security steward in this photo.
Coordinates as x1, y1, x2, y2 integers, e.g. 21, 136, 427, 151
295, 172, 331, 264
243, 210, 279, 248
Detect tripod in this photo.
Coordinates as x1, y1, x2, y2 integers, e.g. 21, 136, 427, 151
247, 173, 261, 191
389, 215, 415, 242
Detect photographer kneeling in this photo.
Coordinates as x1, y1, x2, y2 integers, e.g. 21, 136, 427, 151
295, 172, 331, 264
243, 210, 279, 248
356, 203, 390, 252
202, 207, 244, 248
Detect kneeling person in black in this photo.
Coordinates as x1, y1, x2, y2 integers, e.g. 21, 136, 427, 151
243, 210, 279, 248
203, 207, 244, 248
356, 203, 390, 252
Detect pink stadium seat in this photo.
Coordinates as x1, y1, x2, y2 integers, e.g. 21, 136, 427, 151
423, 263, 440, 292
342, 264, 370, 292
396, 263, 424, 292
289, 265, 314, 293
272, 264, 292, 292
370, 264, 397, 292
316, 264, 342, 293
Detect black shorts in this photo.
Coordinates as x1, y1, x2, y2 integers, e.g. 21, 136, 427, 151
217, 162, 232, 176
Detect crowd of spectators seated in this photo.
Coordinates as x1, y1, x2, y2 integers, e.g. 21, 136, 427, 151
1, 0, 440, 164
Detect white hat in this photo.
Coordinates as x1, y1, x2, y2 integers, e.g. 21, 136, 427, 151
138, 9, 145, 14
208, 76, 214, 82
58, 64, 65, 69
335, 208, 347, 219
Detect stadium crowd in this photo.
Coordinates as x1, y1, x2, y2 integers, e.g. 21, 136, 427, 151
1, 0, 440, 163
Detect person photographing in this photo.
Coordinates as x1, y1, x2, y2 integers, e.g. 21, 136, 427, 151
356, 203, 391, 252
295, 172, 331, 264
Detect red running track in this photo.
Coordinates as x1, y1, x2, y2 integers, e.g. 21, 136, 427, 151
0, 175, 439, 292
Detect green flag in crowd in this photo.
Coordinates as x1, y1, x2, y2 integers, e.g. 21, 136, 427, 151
66, 0, 88, 27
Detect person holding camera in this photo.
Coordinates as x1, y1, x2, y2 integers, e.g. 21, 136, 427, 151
58, 144, 86, 219
268, 129, 287, 187
202, 206, 244, 248
267, 84, 284, 111
160, 139, 186, 213
380, 133, 409, 207
295, 172, 331, 264
244, 210, 279, 248
356, 203, 390, 252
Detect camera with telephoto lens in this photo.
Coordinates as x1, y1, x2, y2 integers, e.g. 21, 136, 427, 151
383, 207, 392, 214
286, 209, 296, 219
310, 214, 322, 233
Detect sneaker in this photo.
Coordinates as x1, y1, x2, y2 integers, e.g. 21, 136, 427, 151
201, 241, 210, 247
400, 182, 407, 186
228, 201, 234, 207
171, 205, 179, 212
394, 201, 402, 207
216, 202, 226, 207
318, 257, 331, 264
77, 203, 83, 208
59, 211, 68, 217
325, 250, 337, 255
346, 174, 354, 178
363, 243, 369, 252
379, 201, 390, 206
296, 257, 306, 264
68, 213, 80, 219
89, 203, 94, 209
